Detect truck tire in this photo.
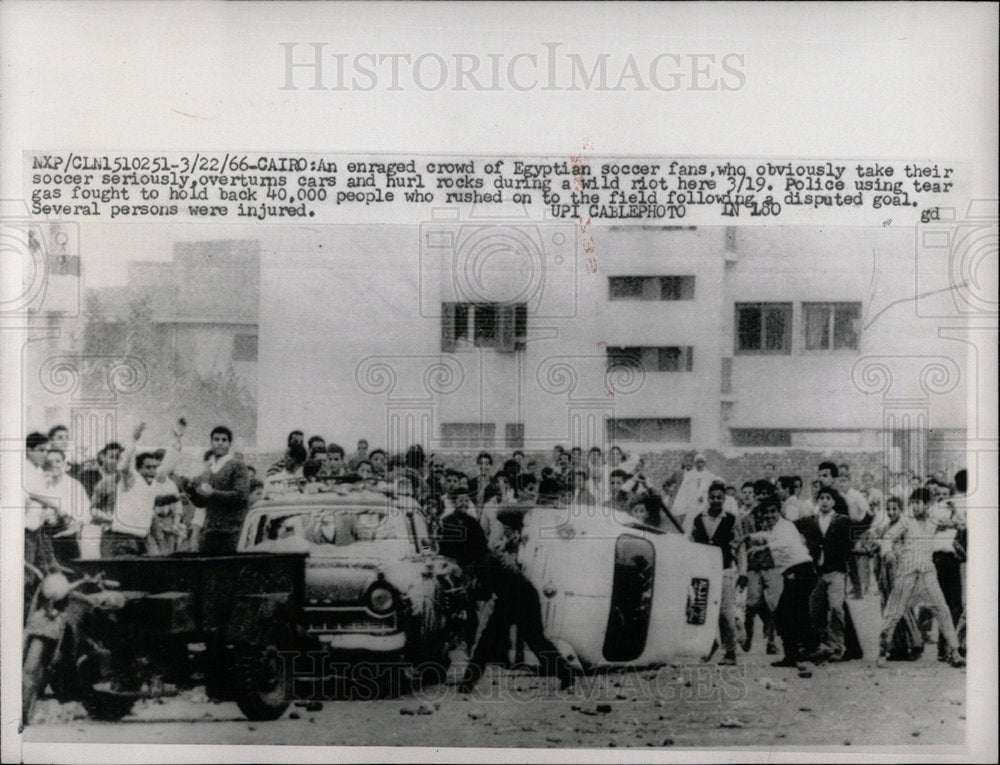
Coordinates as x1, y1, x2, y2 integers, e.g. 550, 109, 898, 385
22, 637, 53, 726
81, 690, 135, 722
232, 630, 293, 721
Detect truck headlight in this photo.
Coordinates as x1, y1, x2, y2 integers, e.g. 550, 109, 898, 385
366, 584, 396, 615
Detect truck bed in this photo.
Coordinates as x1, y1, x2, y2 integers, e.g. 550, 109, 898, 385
71, 553, 306, 634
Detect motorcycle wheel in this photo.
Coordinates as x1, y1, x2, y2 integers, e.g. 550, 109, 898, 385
22, 637, 53, 726
231, 628, 293, 721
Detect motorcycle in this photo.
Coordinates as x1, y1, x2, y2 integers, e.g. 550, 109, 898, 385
22, 563, 126, 726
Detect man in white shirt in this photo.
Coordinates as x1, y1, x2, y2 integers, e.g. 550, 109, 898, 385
836, 472, 874, 599
103, 420, 185, 557
776, 476, 811, 522
24, 432, 59, 569
745, 497, 818, 667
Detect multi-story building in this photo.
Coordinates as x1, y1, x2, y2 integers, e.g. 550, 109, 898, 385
24, 239, 260, 453
259, 223, 967, 475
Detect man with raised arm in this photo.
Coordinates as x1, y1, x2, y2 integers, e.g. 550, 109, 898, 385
102, 419, 186, 557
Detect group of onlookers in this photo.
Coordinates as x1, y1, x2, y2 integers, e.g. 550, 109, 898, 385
23, 418, 253, 571
24, 422, 967, 671
671, 456, 967, 669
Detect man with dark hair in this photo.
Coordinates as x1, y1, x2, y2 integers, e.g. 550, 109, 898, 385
266, 444, 308, 493
187, 425, 250, 554
876, 488, 964, 668
321, 443, 347, 479
607, 469, 631, 511
439, 495, 574, 693
87, 441, 125, 529
689, 481, 743, 665
47, 425, 87, 485
753, 479, 776, 502
103, 420, 185, 557
300, 458, 326, 493
347, 439, 369, 471
368, 449, 388, 478
267, 430, 307, 476
517, 473, 538, 503
836, 472, 873, 599
737, 491, 779, 656
798, 486, 853, 661
817, 461, 839, 487
927, 477, 966, 661
761, 462, 777, 484
777, 476, 810, 521
469, 451, 495, 509
739, 481, 756, 514
41, 447, 91, 561
745, 497, 817, 668
24, 432, 58, 569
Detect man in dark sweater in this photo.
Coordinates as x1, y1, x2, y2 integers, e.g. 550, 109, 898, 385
188, 425, 250, 554
796, 486, 852, 661
437, 493, 573, 692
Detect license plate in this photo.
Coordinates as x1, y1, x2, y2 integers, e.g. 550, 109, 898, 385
686, 578, 709, 625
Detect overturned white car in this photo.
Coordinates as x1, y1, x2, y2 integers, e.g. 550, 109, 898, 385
515, 506, 722, 669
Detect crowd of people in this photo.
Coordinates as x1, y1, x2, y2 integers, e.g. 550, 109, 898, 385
23, 420, 968, 679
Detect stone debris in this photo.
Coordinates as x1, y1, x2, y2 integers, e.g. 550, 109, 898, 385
719, 717, 745, 728
467, 710, 486, 720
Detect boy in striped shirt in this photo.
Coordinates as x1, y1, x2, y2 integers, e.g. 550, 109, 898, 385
876, 488, 965, 668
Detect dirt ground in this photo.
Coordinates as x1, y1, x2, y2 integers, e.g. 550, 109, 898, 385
22, 624, 966, 751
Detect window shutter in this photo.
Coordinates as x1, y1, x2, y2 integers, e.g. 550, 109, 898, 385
497, 304, 516, 352
441, 302, 457, 352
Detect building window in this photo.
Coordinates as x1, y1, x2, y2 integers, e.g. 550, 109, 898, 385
608, 276, 695, 301
730, 429, 792, 447
505, 423, 524, 449
232, 333, 258, 362
735, 303, 792, 354
607, 346, 694, 372
803, 302, 861, 351
606, 417, 691, 443
442, 302, 526, 352
440, 422, 496, 448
